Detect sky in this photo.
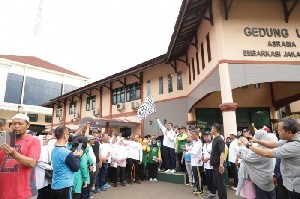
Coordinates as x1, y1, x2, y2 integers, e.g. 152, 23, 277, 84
0, 0, 182, 82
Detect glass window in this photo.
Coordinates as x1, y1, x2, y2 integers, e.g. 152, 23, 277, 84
86, 96, 96, 111
23, 76, 62, 106
168, 74, 173, 93
69, 101, 77, 114
146, 80, 151, 96
250, 108, 270, 129
125, 83, 141, 102
56, 105, 62, 118
4, 73, 23, 104
64, 84, 78, 94
45, 115, 52, 123
177, 71, 183, 90
159, 76, 163, 95
28, 114, 38, 122
113, 87, 126, 104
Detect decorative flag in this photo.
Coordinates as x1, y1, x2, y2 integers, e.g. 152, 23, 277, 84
137, 95, 156, 120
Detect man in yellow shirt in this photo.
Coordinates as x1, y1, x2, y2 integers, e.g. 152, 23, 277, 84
175, 126, 187, 172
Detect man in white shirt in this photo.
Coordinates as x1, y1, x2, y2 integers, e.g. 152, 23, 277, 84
99, 134, 112, 191
183, 130, 203, 196
156, 116, 176, 174
203, 131, 217, 198
228, 131, 239, 190
132, 135, 143, 184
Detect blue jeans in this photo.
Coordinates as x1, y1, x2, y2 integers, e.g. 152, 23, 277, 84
205, 169, 216, 194
99, 163, 108, 188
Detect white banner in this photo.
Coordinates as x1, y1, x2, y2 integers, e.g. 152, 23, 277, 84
137, 95, 156, 120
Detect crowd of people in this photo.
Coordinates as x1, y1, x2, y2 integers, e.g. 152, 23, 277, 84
0, 114, 299, 199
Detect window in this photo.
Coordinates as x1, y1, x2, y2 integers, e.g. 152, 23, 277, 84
4, 73, 23, 104
64, 84, 78, 94
113, 87, 125, 105
192, 58, 195, 81
195, 108, 223, 132
126, 83, 140, 102
146, 80, 151, 96
45, 115, 52, 123
69, 101, 77, 114
177, 71, 183, 90
23, 77, 62, 106
254, 83, 261, 89
168, 74, 173, 93
206, 33, 212, 62
86, 96, 96, 111
159, 76, 164, 94
188, 63, 191, 84
56, 105, 62, 118
201, 43, 205, 69
28, 114, 38, 122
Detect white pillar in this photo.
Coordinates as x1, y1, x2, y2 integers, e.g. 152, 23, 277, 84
219, 63, 237, 138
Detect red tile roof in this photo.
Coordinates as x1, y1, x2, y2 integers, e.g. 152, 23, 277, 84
0, 55, 88, 79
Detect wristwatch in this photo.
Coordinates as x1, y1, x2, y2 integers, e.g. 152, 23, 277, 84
246, 142, 253, 149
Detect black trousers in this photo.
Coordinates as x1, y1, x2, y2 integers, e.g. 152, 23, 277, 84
132, 159, 140, 181
148, 163, 158, 178
111, 166, 126, 183
213, 166, 227, 199
126, 158, 133, 182
163, 146, 176, 170
52, 187, 71, 199
288, 190, 300, 199
192, 166, 204, 192
275, 178, 289, 198
205, 169, 216, 194
139, 163, 145, 180
38, 185, 53, 199
177, 153, 186, 172
72, 186, 86, 199
230, 162, 238, 187
254, 184, 276, 199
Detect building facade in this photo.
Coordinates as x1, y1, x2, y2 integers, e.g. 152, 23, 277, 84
44, 0, 300, 137
0, 55, 89, 130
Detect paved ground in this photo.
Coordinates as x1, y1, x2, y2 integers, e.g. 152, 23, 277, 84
93, 181, 241, 199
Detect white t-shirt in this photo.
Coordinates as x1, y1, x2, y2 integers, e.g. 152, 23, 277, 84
100, 143, 113, 163
203, 141, 212, 169
156, 119, 176, 149
189, 140, 203, 167
229, 139, 240, 163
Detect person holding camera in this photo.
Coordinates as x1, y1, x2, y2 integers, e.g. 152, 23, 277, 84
0, 114, 41, 199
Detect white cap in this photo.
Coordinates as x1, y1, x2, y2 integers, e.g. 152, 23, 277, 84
12, 114, 30, 123
229, 131, 237, 136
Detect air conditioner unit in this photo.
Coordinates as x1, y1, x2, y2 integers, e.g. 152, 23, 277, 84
93, 108, 100, 116
131, 101, 139, 109
117, 103, 125, 111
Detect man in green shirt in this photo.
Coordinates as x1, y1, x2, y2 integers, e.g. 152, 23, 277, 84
176, 126, 187, 172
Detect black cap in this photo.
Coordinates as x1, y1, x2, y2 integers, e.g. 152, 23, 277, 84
179, 126, 186, 130
203, 131, 212, 135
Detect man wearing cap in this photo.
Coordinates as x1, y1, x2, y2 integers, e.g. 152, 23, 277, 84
0, 114, 41, 199
228, 131, 240, 191
175, 126, 187, 172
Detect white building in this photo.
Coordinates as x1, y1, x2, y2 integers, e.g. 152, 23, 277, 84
0, 55, 89, 131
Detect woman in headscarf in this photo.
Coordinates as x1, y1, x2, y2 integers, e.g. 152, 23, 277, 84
239, 130, 276, 199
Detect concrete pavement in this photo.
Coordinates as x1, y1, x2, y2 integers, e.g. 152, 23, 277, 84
93, 181, 241, 199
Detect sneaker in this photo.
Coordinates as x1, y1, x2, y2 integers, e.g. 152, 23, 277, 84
99, 186, 107, 191
205, 193, 217, 199
121, 182, 126, 186
165, 169, 171, 173
104, 183, 111, 188
134, 180, 141, 184
170, 169, 176, 174
158, 168, 161, 171
149, 178, 153, 181
185, 183, 190, 186
231, 186, 237, 191
194, 191, 204, 196
153, 178, 158, 182
92, 188, 100, 194
204, 191, 211, 197
189, 183, 194, 187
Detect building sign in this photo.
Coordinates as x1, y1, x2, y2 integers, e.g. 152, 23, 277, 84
242, 27, 300, 58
